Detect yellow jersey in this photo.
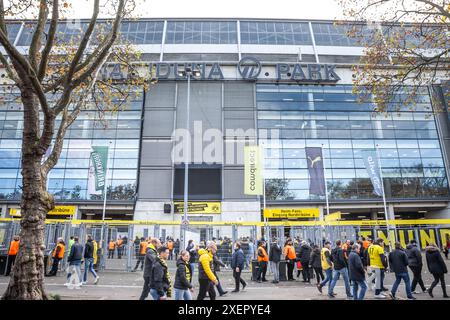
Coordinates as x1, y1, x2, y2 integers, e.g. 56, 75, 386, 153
368, 244, 385, 268
321, 247, 332, 270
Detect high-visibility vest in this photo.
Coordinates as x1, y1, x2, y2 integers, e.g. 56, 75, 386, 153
139, 242, 147, 255
117, 239, 123, 247
53, 243, 65, 259
109, 241, 115, 250
284, 245, 296, 260
257, 246, 269, 262
363, 241, 370, 249
167, 241, 173, 250
8, 240, 19, 256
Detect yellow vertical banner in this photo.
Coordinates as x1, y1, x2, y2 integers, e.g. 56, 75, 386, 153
244, 145, 263, 195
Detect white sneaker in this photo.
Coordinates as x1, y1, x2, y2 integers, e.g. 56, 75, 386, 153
374, 294, 386, 299
94, 276, 99, 284
64, 283, 70, 287
81, 281, 87, 285
412, 291, 421, 294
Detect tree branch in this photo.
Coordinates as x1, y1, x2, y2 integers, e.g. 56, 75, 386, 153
28, 0, 48, 72
38, 0, 59, 81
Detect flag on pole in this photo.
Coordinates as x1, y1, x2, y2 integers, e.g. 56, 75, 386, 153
88, 146, 109, 195
305, 147, 326, 196
361, 149, 383, 197
244, 145, 263, 195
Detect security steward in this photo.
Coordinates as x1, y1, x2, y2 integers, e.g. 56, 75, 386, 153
133, 237, 147, 272
256, 240, 269, 283
5, 235, 20, 276
47, 238, 65, 277
117, 238, 123, 259
108, 240, 116, 259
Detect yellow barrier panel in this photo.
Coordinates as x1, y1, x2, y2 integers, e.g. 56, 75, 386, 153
1, 218, 450, 227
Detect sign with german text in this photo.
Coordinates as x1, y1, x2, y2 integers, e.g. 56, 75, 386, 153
263, 208, 320, 219
174, 202, 221, 214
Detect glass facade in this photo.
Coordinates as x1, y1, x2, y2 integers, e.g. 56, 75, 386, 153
240, 21, 311, 45
165, 21, 237, 44
0, 86, 143, 202
10, 19, 440, 48
257, 84, 449, 201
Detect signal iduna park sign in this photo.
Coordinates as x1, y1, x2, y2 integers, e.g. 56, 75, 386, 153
102, 56, 341, 83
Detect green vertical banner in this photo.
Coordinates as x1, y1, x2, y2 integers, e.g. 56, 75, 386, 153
88, 146, 109, 195
244, 145, 263, 195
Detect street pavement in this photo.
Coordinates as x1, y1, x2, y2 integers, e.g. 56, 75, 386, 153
1, 258, 449, 300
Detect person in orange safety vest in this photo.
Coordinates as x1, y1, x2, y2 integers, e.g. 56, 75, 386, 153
256, 240, 269, 283
6, 235, 20, 276
133, 237, 147, 272
47, 238, 65, 277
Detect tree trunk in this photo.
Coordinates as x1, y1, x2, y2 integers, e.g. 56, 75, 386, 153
2, 88, 53, 300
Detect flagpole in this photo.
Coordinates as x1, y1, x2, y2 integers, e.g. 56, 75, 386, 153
375, 144, 394, 249
100, 141, 112, 264
321, 144, 331, 239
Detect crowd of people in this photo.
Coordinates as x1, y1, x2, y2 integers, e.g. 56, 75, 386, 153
134, 234, 449, 300
3, 232, 450, 300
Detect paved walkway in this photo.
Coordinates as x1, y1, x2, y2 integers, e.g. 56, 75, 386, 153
1, 259, 449, 300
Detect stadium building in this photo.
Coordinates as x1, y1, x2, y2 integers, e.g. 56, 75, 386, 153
0, 18, 449, 241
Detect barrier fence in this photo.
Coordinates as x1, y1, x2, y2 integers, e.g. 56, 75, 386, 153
0, 218, 449, 274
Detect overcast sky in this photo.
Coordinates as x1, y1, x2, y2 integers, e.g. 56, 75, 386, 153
70, 0, 346, 20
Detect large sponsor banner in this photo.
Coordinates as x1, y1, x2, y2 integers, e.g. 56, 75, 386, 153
263, 208, 319, 219
359, 228, 450, 250
244, 145, 263, 195
305, 147, 325, 196
10, 206, 76, 217
88, 146, 109, 195
361, 149, 383, 197
174, 202, 221, 214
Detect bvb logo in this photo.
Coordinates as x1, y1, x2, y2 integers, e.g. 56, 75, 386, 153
238, 56, 262, 80
211, 205, 220, 213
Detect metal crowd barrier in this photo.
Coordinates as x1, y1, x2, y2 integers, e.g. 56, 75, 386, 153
0, 218, 449, 274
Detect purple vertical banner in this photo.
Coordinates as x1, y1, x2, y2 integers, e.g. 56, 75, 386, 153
305, 147, 325, 196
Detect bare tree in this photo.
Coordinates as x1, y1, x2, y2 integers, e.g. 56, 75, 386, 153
337, 0, 449, 113
0, 0, 147, 300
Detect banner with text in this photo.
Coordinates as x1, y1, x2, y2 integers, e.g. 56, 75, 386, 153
361, 149, 383, 197
244, 145, 263, 195
10, 206, 76, 217
263, 208, 320, 219
174, 202, 221, 214
88, 146, 109, 195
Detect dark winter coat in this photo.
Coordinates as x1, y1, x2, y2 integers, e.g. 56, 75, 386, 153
213, 254, 225, 272
231, 248, 245, 270
150, 257, 171, 297
174, 258, 193, 290
348, 251, 365, 282
186, 243, 196, 264
425, 246, 448, 275
331, 247, 347, 270
269, 243, 282, 263
143, 245, 158, 278
406, 243, 423, 267
83, 240, 94, 259
68, 242, 83, 263
309, 248, 321, 268
388, 248, 409, 274
297, 244, 312, 264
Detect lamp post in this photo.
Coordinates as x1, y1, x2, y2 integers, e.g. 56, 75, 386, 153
177, 66, 200, 251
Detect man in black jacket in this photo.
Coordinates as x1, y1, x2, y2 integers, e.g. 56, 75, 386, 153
406, 239, 427, 294
269, 239, 282, 284
328, 240, 352, 299
348, 244, 367, 300
150, 246, 171, 300
231, 242, 247, 292
388, 242, 415, 300
139, 237, 161, 300
82, 235, 99, 285
298, 241, 312, 283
